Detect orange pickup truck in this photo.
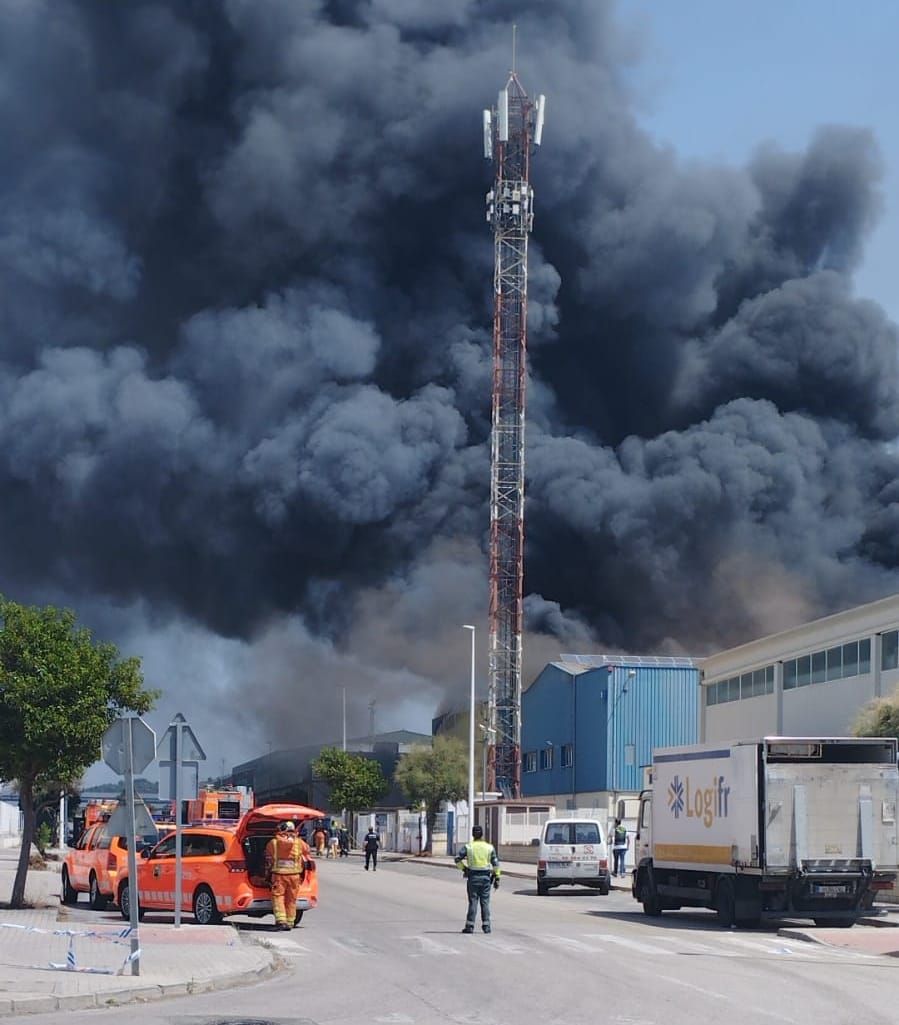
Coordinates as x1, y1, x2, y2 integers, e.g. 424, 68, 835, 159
61, 822, 161, 910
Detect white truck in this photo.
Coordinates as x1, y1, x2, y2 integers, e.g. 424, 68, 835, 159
632, 737, 899, 927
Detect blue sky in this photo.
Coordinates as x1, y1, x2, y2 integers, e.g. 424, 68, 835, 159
621, 0, 899, 321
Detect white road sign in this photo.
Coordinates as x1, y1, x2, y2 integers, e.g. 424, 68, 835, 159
101, 716, 156, 775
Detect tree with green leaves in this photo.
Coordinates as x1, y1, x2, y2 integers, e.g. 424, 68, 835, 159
311, 748, 388, 813
0, 597, 157, 907
851, 685, 899, 740
394, 736, 467, 854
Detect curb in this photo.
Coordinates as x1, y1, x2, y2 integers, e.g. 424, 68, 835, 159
0, 941, 284, 1015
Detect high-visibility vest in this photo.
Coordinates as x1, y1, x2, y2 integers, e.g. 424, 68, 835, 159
457, 839, 500, 876
266, 835, 306, 874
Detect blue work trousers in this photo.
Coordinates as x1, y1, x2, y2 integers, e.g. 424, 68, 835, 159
466, 873, 493, 930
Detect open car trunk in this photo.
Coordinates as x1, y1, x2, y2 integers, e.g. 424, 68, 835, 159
237, 803, 325, 886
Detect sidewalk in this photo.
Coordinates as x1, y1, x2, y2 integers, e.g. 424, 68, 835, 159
0, 845, 279, 1015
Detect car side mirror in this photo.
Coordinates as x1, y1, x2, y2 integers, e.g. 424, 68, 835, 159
141, 847, 151, 859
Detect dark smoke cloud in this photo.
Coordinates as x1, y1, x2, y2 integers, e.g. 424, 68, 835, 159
1, 0, 898, 768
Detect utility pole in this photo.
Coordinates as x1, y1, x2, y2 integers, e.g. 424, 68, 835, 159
483, 32, 545, 798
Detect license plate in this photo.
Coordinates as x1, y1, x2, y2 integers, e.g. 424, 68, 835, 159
548, 861, 569, 868
813, 884, 848, 897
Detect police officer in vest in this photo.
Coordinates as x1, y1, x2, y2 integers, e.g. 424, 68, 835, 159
264, 820, 312, 930
454, 825, 501, 933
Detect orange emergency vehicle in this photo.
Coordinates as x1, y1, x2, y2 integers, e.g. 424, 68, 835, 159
62, 817, 163, 910
117, 803, 322, 926
182, 786, 254, 824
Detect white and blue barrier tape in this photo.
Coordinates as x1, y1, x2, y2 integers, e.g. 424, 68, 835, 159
0, 921, 140, 975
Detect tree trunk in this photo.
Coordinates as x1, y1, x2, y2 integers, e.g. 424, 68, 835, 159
11, 777, 35, 908
425, 805, 437, 854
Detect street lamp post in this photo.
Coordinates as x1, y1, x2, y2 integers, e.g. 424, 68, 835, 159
480, 723, 496, 803
463, 625, 476, 842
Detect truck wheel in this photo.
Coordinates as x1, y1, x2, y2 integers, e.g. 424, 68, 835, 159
89, 873, 107, 911
715, 879, 736, 928
537, 879, 549, 896
193, 885, 222, 925
641, 871, 663, 917
60, 867, 78, 905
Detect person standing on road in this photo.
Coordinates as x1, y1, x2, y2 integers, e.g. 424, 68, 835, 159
338, 826, 350, 857
363, 826, 380, 871
611, 818, 629, 877
454, 825, 500, 934
312, 824, 327, 857
264, 820, 312, 930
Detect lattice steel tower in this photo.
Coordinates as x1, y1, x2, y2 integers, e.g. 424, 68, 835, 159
482, 55, 545, 798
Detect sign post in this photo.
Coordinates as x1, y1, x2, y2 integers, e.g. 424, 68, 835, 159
101, 714, 156, 976
157, 714, 205, 927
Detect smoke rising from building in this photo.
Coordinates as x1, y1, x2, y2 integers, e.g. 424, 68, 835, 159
2, 1, 898, 762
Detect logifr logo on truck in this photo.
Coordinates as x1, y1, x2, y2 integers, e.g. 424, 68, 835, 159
667, 775, 730, 827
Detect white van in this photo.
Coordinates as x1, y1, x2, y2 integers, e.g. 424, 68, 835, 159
536, 817, 610, 896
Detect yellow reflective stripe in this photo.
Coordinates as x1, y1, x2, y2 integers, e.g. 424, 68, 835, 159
654, 843, 732, 865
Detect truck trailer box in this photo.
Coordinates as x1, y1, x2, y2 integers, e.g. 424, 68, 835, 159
634, 737, 899, 926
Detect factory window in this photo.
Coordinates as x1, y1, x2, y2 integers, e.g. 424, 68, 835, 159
843, 641, 858, 679
561, 744, 573, 768
826, 646, 842, 681
811, 651, 826, 685
797, 655, 812, 687
784, 660, 797, 690
860, 638, 872, 673
540, 746, 553, 771
706, 683, 717, 706
524, 752, 537, 773
883, 631, 899, 672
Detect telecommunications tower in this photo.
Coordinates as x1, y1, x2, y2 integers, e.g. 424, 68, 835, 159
482, 43, 545, 798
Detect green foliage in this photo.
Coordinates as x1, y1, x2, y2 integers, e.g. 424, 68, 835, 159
35, 822, 52, 855
394, 736, 467, 852
0, 596, 158, 906
311, 748, 389, 812
0, 598, 156, 789
851, 686, 899, 739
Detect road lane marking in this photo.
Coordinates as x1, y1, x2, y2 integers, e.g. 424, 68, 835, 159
654, 972, 797, 1024
402, 935, 461, 957
329, 936, 379, 955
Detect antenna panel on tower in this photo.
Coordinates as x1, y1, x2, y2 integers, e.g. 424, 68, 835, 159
483, 109, 493, 159
534, 95, 546, 146
497, 89, 509, 142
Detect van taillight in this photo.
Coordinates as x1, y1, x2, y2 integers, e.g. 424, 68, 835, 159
538, 859, 546, 870
599, 859, 608, 869
225, 860, 246, 873
107, 854, 117, 871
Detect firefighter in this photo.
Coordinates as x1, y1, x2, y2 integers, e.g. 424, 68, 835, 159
454, 825, 500, 933
265, 820, 311, 930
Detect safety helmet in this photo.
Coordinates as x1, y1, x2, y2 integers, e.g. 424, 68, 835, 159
472, 825, 483, 839
278, 820, 296, 833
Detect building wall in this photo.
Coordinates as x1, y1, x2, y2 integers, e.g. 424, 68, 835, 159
701, 593, 899, 741
521, 659, 700, 800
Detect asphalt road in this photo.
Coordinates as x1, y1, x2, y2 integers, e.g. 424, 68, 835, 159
9, 856, 899, 1025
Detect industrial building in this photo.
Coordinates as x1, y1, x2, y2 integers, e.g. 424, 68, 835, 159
230, 730, 432, 849
520, 655, 700, 809
701, 592, 899, 741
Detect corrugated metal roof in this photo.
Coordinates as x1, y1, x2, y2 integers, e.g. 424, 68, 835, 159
558, 653, 700, 669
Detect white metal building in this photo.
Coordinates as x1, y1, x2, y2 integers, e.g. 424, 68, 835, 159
701, 593, 899, 741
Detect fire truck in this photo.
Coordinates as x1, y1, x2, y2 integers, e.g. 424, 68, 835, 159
182, 786, 254, 825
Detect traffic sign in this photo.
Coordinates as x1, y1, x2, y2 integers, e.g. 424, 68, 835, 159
101, 716, 156, 775
105, 798, 158, 837
157, 713, 206, 763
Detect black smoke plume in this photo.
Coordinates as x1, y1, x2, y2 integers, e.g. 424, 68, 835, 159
1, 1, 897, 763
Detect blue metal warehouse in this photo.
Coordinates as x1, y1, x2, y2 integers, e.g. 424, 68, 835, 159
520, 654, 700, 809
